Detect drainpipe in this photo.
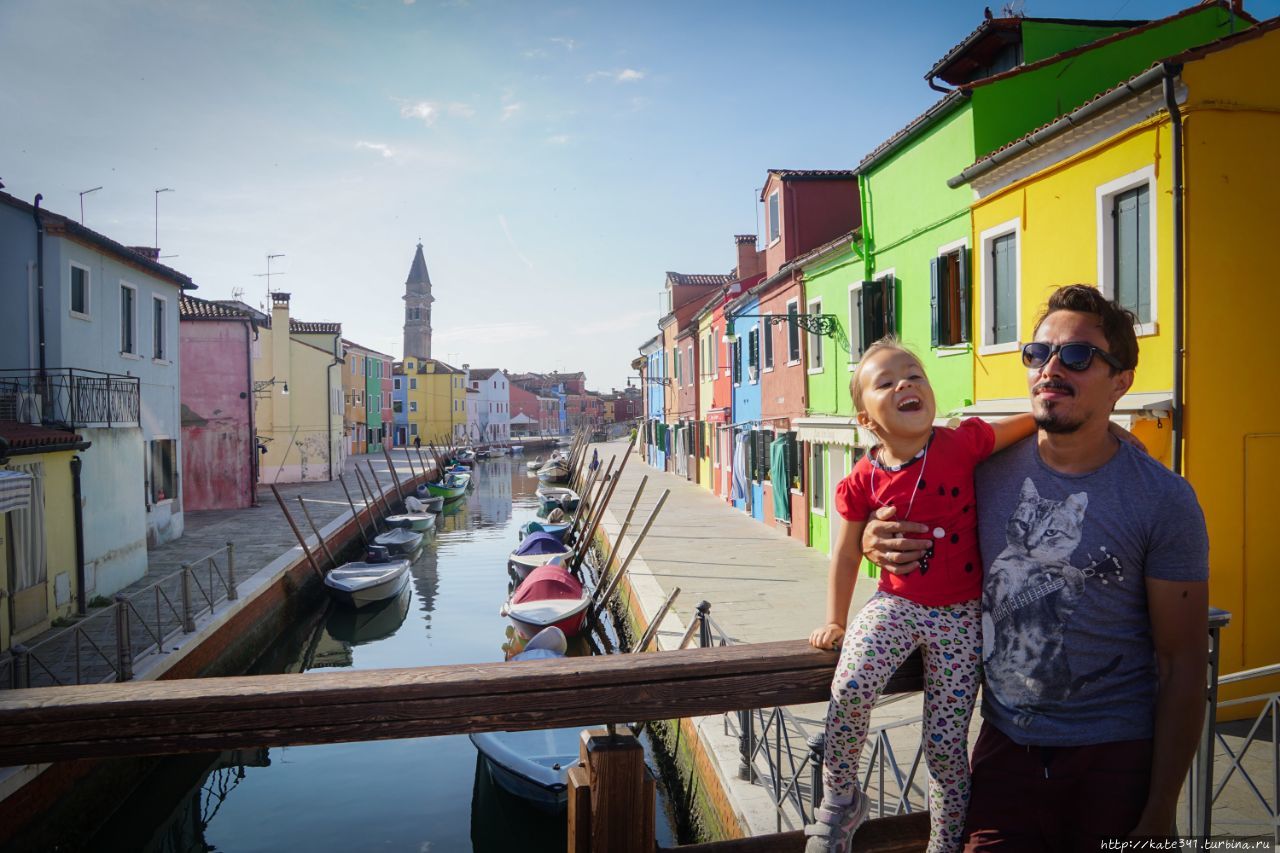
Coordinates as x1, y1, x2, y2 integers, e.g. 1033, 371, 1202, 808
1163, 63, 1185, 475
246, 321, 259, 505
327, 358, 335, 480
926, 75, 953, 95
71, 456, 86, 616
32, 195, 47, 375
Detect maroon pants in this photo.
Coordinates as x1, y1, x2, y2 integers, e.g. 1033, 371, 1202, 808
962, 721, 1152, 852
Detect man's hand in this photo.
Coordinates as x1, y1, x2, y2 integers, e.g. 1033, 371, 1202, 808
809, 622, 845, 651
862, 506, 932, 574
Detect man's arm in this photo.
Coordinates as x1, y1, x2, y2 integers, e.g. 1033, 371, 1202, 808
1129, 578, 1209, 837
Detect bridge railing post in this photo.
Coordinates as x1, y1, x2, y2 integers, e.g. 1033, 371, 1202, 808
11, 644, 29, 689
180, 564, 196, 633
225, 542, 238, 601
568, 728, 654, 853
114, 594, 133, 682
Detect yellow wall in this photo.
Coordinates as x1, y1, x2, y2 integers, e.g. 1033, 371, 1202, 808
1178, 27, 1280, 685
254, 323, 342, 482
970, 120, 1176, 403
402, 360, 465, 446
2, 449, 80, 650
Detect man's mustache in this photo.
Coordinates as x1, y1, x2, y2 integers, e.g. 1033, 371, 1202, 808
1032, 380, 1074, 396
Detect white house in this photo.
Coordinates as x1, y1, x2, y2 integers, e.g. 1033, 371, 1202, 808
0, 191, 192, 597
463, 367, 511, 444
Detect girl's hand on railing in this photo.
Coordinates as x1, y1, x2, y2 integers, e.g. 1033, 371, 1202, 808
809, 623, 845, 651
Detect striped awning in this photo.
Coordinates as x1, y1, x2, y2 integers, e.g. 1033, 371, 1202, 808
792, 418, 876, 448
0, 470, 32, 513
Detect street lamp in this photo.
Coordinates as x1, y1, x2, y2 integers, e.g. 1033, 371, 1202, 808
154, 187, 174, 249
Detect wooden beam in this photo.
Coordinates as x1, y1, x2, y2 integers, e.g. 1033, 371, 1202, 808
0, 642, 922, 766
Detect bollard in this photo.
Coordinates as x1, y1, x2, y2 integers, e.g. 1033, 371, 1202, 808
180, 564, 196, 633
225, 542, 238, 601
114, 594, 134, 682
568, 728, 655, 853
808, 732, 826, 812
11, 644, 29, 689
696, 600, 712, 649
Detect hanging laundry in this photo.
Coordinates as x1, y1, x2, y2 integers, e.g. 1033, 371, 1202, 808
770, 435, 791, 523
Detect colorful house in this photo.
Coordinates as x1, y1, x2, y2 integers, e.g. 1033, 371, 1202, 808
253, 292, 344, 483
949, 18, 1279, 684
398, 357, 467, 447
0, 422, 91, 649
179, 295, 258, 510
724, 290, 763, 519
341, 341, 369, 456
639, 335, 666, 469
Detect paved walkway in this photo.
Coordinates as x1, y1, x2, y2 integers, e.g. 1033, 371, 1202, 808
2, 451, 425, 689
592, 439, 1277, 842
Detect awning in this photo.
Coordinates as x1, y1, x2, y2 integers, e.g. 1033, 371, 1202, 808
706, 408, 730, 424
0, 470, 32, 513
952, 392, 1173, 428
792, 417, 876, 448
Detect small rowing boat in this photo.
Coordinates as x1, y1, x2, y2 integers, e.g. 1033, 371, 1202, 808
508, 532, 573, 581
536, 486, 580, 514
373, 527, 424, 555
385, 512, 436, 532
324, 551, 411, 608
500, 561, 590, 638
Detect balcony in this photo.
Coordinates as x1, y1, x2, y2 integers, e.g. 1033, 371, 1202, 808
0, 368, 141, 429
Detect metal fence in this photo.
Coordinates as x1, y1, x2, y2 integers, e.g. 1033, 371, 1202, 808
1202, 662, 1280, 844
1, 544, 238, 689
0, 367, 140, 428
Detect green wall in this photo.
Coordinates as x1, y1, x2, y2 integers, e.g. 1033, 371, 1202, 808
366, 364, 382, 451
1020, 21, 1130, 64
972, 6, 1246, 158
803, 244, 865, 419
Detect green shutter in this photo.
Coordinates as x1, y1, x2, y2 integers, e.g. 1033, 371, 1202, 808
930, 257, 941, 348
958, 245, 971, 344
884, 274, 897, 337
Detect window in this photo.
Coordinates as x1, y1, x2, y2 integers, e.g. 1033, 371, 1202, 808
153, 296, 166, 360
120, 284, 137, 354
768, 190, 780, 244
979, 219, 1020, 352
763, 313, 774, 369
410, 401, 418, 413
686, 345, 693, 387
393, 377, 401, 390
672, 347, 681, 385
786, 300, 800, 362
149, 438, 177, 504
351, 358, 357, 375
410, 423, 419, 436
393, 400, 403, 413
410, 378, 418, 390
747, 326, 759, 382
852, 274, 896, 359
731, 338, 742, 385
930, 243, 970, 348
847, 284, 863, 361
810, 443, 825, 513
807, 298, 823, 371
70, 263, 90, 317
1098, 168, 1155, 332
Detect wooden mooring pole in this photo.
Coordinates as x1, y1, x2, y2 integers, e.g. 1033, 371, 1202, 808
352, 467, 385, 533
337, 475, 370, 548
365, 461, 395, 516
380, 446, 406, 503
269, 485, 323, 580
297, 497, 336, 567
568, 728, 656, 853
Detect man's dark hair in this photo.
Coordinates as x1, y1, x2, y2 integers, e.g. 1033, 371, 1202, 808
1032, 284, 1139, 373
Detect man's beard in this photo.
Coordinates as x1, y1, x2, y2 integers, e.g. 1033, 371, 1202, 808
1033, 401, 1086, 434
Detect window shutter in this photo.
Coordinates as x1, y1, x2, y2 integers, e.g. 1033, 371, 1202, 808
929, 257, 941, 348
884, 274, 897, 337
746, 430, 757, 480
858, 281, 875, 352
783, 431, 798, 486
958, 246, 971, 344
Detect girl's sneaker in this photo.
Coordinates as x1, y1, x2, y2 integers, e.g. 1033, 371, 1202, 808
804, 790, 870, 853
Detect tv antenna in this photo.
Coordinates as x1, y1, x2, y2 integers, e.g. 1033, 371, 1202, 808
254, 253, 286, 302
1001, 0, 1026, 17
231, 287, 245, 301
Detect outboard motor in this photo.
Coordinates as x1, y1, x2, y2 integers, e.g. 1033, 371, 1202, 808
365, 544, 391, 564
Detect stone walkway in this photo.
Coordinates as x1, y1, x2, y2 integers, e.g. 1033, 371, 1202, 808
1, 451, 426, 689
592, 439, 1278, 842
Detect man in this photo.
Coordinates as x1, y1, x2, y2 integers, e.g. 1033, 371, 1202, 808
863, 285, 1208, 849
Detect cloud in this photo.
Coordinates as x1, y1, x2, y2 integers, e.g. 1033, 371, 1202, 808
398, 100, 473, 124
549, 36, 578, 51
522, 48, 548, 59
501, 102, 523, 121
545, 134, 570, 145
355, 141, 395, 159
587, 68, 646, 84
498, 214, 535, 269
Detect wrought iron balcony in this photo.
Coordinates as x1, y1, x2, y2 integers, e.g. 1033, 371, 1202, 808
0, 368, 141, 429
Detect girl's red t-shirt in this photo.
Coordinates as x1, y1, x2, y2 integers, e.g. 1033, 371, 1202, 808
834, 419, 995, 607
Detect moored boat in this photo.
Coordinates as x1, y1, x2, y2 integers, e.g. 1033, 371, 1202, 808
410, 488, 445, 512
500, 562, 590, 638
535, 460, 569, 483
518, 519, 571, 543
373, 527, 424, 555
508, 532, 573, 581
535, 486, 580, 514
324, 555, 411, 608
385, 512, 436, 532
425, 471, 470, 500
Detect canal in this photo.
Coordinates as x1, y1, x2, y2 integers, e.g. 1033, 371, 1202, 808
85, 457, 679, 852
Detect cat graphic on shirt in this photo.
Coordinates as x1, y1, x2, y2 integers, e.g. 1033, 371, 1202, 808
982, 478, 1122, 726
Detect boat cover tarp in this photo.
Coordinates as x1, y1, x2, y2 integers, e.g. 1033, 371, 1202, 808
514, 532, 570, 557
511, 565, 583, 604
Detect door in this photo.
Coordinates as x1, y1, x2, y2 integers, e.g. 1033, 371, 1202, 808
1244, 434, 1280, 677
7, 462, 47, 637
828, 446, 846, 556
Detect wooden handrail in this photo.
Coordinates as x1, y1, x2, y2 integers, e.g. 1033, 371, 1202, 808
0, 640, 923, 766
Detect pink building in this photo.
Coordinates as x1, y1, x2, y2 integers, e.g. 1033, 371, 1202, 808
179, 296, 257, 509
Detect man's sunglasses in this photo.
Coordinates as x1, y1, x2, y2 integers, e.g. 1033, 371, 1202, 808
1021, 341, 1124, 372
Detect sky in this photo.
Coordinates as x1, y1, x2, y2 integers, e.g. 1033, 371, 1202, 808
3, 0, 1276, 391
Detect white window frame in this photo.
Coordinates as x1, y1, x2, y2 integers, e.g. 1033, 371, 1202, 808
410, 400, 418, 413
69, 261, 91, 320
846, 281, 864, 365
936, 237, 972, 356
809, 443, 826, 515
710, 325, 718, 376
393, 377, 401, 390
747, 324, 760, 385
978, 218, 1022, 356
785, 298, 801, 365
152, 294, 169, 363
767, 190, 781, 246
1096, 165, 1158, 337
119, 281, 140, 358
762, 312, 774, 372
410, 378, 418, 390
686, 344, 694, 388
807, 298, 825, 373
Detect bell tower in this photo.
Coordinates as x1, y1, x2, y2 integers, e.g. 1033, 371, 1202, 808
402, 241, 434, 359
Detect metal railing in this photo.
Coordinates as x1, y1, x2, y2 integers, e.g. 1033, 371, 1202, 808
2, 543, 237, 689
0, 368, 140, 428
1200, 661, 1280, 844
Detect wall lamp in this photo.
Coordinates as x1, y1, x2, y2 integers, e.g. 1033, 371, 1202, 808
626, 375, 672, 388
723, 312, 841, 344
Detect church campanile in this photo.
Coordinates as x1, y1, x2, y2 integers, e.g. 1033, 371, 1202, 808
402, 242, 434, 359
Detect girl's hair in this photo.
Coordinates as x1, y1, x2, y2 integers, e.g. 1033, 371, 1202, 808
849, 336, 923, 414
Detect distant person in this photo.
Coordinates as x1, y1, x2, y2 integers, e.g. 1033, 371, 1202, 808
862, 285, 1208, 849
805, 337, 1038, 853
589, 448, 599, 474
413, 435, 422, 450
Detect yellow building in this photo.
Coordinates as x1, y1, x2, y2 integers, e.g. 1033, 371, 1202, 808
0, 424, 90, 651
400, 357, 466, 447
254, 292, 344, 483
954, 20, 1280, 683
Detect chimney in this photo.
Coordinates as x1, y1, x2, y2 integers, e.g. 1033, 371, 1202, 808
734, 234, 761, 280
269, 292, 292, 425
128, 246, 161, 261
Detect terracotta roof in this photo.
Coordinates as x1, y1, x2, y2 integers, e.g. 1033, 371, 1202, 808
290, 319, 341, 335
341, 338, 394, 360
467, 368, 502, 380
792, 231, 859, 271
179, 294, 253, 321
0, 191, 197, 291
766, 169, 858, 181
666, 272, 733, 287
856, 90, 969, 174
0, 420, 85, 452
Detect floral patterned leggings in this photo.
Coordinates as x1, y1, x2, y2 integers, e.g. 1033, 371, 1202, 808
821, 592, 982, 853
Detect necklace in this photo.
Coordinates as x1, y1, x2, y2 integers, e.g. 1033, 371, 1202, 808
869, 433, 935, 573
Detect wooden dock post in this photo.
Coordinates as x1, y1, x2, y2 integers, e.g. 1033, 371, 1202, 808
269, 484, 324, 579
380, 446, 406, 503
338, 475, 371, 548
297, 497, 337, 567
568, 728, 655, 853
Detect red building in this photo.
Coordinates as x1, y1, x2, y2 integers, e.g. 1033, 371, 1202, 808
751, 169, 860, 541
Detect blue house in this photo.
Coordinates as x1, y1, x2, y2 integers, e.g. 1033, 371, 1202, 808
639, 334, 666, 470
724, 293, 763, 519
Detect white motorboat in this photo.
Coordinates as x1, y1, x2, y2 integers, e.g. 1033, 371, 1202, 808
373, 528, 424, 555
324, 558, 411, 608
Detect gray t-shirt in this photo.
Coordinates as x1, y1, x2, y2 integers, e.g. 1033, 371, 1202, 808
975, 436, 1208, 746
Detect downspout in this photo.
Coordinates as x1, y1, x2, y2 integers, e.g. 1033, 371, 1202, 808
32, 195, 47, 375
327, 356, 335, 480
70, 456, 86, 616
858, 174, 875, 279
246, 321, 259, 505
1163, 63, 1185, 476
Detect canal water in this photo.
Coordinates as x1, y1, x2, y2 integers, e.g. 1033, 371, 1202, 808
87, 457, 679, 852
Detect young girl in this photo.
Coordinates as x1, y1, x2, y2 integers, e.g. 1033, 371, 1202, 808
804, 337, 1036, 853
